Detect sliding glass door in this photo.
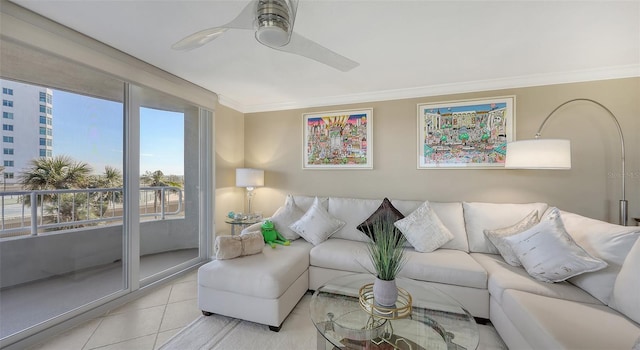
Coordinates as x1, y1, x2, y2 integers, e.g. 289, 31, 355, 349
0, 59, 211, 346
0, 78, 127, 340
136, 87, 203, 284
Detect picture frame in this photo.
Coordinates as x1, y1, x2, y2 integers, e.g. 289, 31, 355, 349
303, 108, 373, 169
417, 96, 515, 169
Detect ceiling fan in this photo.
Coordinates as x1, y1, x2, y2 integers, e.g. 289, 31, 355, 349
171, 0, 359, 72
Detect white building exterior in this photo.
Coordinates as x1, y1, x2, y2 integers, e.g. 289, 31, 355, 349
1, 79, 53, 188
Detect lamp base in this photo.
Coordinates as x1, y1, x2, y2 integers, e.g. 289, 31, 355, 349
246, 188, 255, 214
620, 200, 628, 226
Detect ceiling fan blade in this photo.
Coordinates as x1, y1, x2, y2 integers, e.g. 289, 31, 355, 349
172, 0, 258, 51
269, 32, 359, 72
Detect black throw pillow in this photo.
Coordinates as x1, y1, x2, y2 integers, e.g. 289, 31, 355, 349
356, 197, 405, 241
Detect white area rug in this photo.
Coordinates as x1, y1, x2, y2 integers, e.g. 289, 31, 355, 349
160, 294, 507, 350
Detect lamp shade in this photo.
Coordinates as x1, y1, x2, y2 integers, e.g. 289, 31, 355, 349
235, 168, 264, 188
505, 139, 571, 169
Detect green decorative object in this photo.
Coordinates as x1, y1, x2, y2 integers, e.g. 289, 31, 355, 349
261, 220, 290, 248
366, 213, 407, 306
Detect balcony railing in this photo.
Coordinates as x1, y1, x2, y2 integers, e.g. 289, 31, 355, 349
0, 187, 183, 238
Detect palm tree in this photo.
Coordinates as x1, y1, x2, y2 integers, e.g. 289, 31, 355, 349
19, 156, 93, 226
20, 155, 92, 191
88, 166, 123, 217
140, 170, 182, 212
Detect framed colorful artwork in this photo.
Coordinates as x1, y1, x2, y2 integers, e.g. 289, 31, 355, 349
417, 96, 515, 169
303, 108, 373, 169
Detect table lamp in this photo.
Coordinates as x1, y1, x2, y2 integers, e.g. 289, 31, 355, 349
236, 168, 264, 214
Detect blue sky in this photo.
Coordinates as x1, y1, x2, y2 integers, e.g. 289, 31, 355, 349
53, 90, 184, 176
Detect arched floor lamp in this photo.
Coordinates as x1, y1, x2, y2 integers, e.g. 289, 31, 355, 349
505, 98, 628, 226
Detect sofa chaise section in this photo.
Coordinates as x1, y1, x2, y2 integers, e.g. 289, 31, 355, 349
198, 239, 312, 331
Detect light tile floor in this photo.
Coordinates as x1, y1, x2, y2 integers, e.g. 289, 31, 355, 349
28, 270, 200, 350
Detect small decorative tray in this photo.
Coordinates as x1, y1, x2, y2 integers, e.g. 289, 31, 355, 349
358, 283, 412, 320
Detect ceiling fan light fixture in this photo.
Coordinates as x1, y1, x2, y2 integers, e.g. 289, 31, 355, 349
256, 24, 289, 47
255, 0, 291, 47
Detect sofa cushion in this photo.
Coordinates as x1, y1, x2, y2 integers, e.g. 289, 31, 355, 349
504, 208, 607, 283
393, 201, 453, 253
463, 202, 548, 254
502, 289, 640, 350
611, 235, 640, 324
270, 195, 306, 240
356, 197, 405, 241
292, 195, 328, 212
328, 197, 382, 242
311, 238, 486, 289
471, 253, 601, 305
290, 197, 345, 245
560, 210, 640, 304
310, 238, 372, 274
198, 240, 312, 299
400, 249, 487, 289
483, 209, 539, 266
392, 200, 469, 252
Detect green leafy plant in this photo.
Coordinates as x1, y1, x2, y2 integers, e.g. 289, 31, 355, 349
366, 213, 407, 281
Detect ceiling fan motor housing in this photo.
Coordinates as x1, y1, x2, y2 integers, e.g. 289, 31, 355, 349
255, 0, 292, 47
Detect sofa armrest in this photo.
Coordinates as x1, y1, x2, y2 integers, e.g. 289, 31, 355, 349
241, 221, 265, 235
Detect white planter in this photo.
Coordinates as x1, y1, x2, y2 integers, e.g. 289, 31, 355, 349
373, 278, 398, 307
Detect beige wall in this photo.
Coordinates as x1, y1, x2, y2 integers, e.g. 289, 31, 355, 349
238, 78, 639, 225
215, 104, 246, 236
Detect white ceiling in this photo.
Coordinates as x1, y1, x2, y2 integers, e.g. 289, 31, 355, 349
10, 0, 640, 113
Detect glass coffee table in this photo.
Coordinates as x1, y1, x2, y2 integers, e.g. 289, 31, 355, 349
310, 274, 479, 350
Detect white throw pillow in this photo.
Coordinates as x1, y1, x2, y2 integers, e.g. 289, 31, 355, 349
561, 210, 640, 304
463, 202, 549, 254
483, 210, 539, 266
611, 235, 640, 324
269, 195, 306, 240
504, 208, 607, 283
393, 201, 453, 253
289, 197, 345, 245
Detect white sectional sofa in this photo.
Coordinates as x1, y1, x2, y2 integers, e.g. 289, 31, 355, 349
198, 195, 640, 349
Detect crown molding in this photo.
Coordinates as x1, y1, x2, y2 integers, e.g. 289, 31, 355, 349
219, 64, 640, 114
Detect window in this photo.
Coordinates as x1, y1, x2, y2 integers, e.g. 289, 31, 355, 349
39, 127, 46, 135
39, 138, 46, 146
3, 124, 13, 131
2, 112, 13, 119
39, 105, 46, 113
47, 138, 52, 146
2, 88, 13, 95
3, 148, 14, 155
3, 172, 14, 179
39, 92, 46, 102
3, 136, 14, 143
47, 117, 52, 125
2, 100, 13, 107
0, 13, 213, 339
39, 149, 46, 157
47, 94, 52, 104
39, 116, 47, 124
46, 128, 53, 136
3, 160, 14, 167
